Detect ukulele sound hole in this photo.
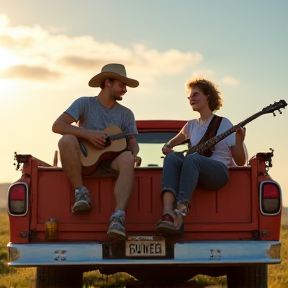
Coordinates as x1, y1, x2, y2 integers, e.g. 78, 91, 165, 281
104, 137, 111, 147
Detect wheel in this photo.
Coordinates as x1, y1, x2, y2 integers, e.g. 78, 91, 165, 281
227, 264, 267, 288
36, 266, 84, 288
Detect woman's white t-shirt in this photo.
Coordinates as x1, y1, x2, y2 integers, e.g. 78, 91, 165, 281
181, 115, 236, 167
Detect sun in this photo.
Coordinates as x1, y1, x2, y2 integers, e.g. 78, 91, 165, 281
0, 48, 19, 98
0, 48, 19, 70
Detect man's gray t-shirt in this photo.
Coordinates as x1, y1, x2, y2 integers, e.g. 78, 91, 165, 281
65, 96, 137, 136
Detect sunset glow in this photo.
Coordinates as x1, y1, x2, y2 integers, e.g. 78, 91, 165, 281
0, 2, 287, 206
0, 48, 19, 70
0, 79, 14, 96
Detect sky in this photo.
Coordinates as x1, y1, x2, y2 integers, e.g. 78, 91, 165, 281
0, 0, 287, 205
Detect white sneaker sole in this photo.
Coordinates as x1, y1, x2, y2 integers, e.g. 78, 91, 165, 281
107, 228, 126, 238
72, 200, 91, 213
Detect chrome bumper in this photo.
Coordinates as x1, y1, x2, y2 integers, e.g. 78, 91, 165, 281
7, 240, 281, 266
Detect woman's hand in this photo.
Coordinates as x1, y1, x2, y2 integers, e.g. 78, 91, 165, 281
232, 127, 247, 166
235, 127, 246, 143
162, 143, 173, 155
162, 132, 186, 155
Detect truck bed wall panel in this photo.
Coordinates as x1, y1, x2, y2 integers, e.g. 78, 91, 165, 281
35, 168, 253, 232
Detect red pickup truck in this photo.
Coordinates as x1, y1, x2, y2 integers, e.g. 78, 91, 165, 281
7, 120, 282, 288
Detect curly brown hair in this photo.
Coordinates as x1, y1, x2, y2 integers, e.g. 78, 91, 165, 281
186, 78, 223, 112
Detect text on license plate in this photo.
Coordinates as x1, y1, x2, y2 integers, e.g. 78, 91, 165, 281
125, 236, 166, 257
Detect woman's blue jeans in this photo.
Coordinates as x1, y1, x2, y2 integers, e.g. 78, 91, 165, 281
161, 152, 229, 205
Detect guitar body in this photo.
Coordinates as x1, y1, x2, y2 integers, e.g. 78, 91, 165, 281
187, 144, 213, 157
80, 125, 127, 174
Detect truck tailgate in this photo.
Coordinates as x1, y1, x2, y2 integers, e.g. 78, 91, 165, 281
30, 166, 256, 242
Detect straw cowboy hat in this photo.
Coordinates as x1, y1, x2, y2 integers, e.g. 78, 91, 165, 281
88, 63, 139, 88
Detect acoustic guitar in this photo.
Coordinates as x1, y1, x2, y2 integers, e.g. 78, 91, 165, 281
79, 124, 127, 173
186, 99, 287, 157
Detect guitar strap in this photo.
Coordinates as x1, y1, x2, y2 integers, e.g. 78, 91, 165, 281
184, 115, 223, 157
197, 115, 223, 146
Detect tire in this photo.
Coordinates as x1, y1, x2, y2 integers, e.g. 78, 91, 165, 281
226, 264, 267, 288
36, 266, 83, 288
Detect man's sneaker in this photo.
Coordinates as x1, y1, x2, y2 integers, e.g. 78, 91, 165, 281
107, 211, 126, 238
72, 186, 91, 213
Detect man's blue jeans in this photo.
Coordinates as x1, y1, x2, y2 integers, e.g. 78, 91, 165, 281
161, 152, 229, 205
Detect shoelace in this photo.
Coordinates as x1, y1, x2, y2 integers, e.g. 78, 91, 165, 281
76, 189, 89, 200
174, 203, 190, 217
174, 209, 186, 217
111, 216, 124, 225
110, 210, 125, 224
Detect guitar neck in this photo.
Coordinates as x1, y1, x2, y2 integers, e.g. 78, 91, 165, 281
237, 111, 263, 127
109, 132, 127, 141
214, 111, 264, 143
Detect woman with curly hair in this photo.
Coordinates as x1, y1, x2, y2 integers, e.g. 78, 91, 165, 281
156, 78, 247, 235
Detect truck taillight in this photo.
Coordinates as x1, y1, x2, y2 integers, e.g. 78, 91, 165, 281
8, 183, 28, 216
260, 181, 281, 215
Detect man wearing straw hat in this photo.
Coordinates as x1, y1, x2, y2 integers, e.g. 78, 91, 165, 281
52, 63, 139, 238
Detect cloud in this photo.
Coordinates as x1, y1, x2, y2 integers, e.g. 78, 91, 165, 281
0, 65, 61, 80
222, 76, 239, 85
0, 13, 203, 84
57, 56, 106, 70
131, 44, 203, 74
188, 69, 215, 79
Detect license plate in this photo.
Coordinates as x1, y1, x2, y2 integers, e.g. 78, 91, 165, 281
125, 236, 166, 257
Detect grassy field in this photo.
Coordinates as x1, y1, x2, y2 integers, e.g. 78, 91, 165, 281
0, 209, 288, 288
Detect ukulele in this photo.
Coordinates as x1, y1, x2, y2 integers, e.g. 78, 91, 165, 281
186, 99, 287, 157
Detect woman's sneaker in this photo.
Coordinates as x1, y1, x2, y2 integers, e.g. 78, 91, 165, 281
107, 211, 126, 238
72, 186, 91, 212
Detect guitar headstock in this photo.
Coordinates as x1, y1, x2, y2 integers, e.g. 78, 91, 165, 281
262, 100, 287, 116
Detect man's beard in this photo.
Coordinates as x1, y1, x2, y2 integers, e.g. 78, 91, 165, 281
113, 94, 123, 101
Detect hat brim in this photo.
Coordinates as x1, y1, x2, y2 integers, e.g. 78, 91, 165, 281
88, 72, 139, 88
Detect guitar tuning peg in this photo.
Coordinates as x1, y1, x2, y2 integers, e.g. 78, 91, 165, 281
273, 112, 276, 116
278, 109, 282, 114
269, 148, 274, 157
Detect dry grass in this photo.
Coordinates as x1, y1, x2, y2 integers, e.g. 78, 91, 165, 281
268, 226, 288, 288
